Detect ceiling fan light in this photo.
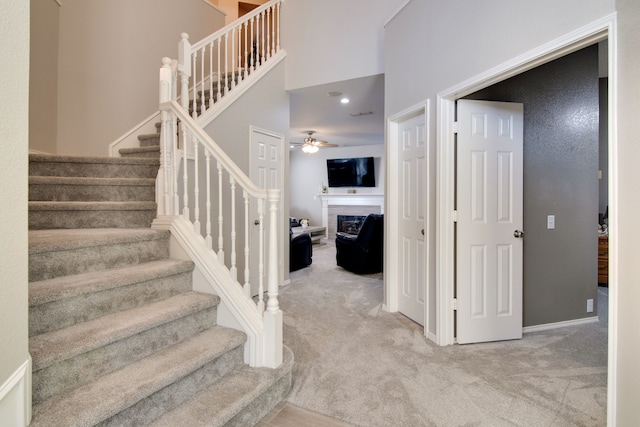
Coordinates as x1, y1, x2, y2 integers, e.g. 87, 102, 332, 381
301, 144, 319, 154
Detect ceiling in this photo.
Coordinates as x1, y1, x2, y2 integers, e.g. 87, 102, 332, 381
288, 74, 385, 149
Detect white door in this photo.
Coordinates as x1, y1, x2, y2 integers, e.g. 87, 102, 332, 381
397, 113, 427, 325
250, 127, 284, 297
456, 100, 524, 344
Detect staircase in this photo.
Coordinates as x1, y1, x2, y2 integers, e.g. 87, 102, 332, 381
28, 129, 292, 426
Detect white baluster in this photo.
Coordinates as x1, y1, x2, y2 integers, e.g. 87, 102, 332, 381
257, 198, 265, 314
231, 26, 236, 90
200, 47, 206, 114
217, 161, 225, 264
193, 136, 200, 234
224, 32, 229, 96
205, 150, 212, 250
216, 37, 222, 103
243, 21, 249, 79
178, 33, 191, 112
260, 11, 266, 67
191, 52, 197, 119
276, 2, 281, 52
208, 42, 214, 108
243, 190, 251, 298
266, 7, 271, 60
251, 16, 256, 72
229, 176, 237, 282
182, 128, 190, 220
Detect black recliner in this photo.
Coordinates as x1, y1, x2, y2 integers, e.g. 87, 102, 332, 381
335, 213, 383, 274
290, 228, 312, 272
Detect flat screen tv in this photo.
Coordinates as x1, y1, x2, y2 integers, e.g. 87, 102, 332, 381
326, 157, 375, 187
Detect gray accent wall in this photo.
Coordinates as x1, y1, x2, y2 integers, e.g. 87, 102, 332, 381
465, 45, 600, 326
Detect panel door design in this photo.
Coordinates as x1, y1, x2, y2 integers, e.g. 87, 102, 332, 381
398, 113, 428, 325
457, 100, 523, 344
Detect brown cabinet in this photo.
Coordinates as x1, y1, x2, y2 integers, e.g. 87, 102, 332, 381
598, 235, 608, 285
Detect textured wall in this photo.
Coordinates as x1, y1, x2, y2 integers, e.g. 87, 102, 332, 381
465, 45, 600, 326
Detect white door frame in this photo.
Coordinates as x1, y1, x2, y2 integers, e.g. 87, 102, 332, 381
385, 101, 431, 337
435, 13, 617, 426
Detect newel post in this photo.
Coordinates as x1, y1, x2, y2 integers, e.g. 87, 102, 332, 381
158, 57, 173, 216
263, 188, 282, 368
178, 33, 191, 111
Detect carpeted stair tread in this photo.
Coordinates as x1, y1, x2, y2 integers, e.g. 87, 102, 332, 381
29, 153, 160, 179
29, 153, 160, 166
30, 327, 247, 427
29, 228, 168, 254
151, 346, 294, 427
30, 291, 220, 371
29, 259, 194, 306
29, 200, 157, 211
137, 133, 161, 148
29, 175, 156, 186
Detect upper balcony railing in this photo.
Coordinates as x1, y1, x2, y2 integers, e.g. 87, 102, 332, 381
178, 0, 282, 121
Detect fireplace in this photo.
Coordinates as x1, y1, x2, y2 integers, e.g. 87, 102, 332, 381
337, 215, 367, 235
317, 193, 384, 240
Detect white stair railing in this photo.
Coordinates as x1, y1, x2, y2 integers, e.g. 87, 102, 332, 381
178, 0, 282, 121
154, 0, 284, 368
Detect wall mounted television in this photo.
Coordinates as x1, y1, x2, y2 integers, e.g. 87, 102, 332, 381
326, 157, 375, 187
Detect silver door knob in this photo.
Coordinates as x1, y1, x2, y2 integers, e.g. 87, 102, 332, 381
514, 230, 524, 238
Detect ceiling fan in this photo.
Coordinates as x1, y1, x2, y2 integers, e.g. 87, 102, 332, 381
291, 131, 338, 153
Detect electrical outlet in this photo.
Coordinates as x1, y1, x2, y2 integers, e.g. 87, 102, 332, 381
547, 215, 555, 230
587, 298, 594, 313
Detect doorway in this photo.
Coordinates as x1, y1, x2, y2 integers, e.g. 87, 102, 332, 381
436, 18, 616, 348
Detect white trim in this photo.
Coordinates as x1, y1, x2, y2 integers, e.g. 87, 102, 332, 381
385, 101, 429, 337
384, 0, 414, 28
523, 316, 599, 333
108, 111, 161, 157
435, 13, 617, 425
0, 356, 32, 426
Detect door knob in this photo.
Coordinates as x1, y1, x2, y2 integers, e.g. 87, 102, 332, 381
254, 219, 260, 225
513, 230, 524, 238
421, 229, 425, 236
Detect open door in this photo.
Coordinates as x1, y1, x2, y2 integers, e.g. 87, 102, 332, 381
456, 100, 524, 344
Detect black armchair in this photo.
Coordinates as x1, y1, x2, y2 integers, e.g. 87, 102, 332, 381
335, 214, 384, 274
290, 229, 312, 272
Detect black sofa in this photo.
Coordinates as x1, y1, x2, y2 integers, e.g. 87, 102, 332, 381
290, 228, 312, 272
335, 213, 383, 274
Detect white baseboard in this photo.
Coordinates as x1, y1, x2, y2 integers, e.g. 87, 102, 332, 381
523, 316, 599, 333
0, 356, 31, 426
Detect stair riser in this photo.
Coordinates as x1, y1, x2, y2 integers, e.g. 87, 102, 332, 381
29, 238, 169, 281
29, 183, 155, 202
30, 271, 193, 336
33, 305, 219, 404
119, 150, 160, 159
100, 345, 244, 427
29, 208, 157, 230
226, 373, 292, 427
30, 162, 159, 179
138, 135, 160, 147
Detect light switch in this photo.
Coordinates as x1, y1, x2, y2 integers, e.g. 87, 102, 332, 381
547, 215, 555, 230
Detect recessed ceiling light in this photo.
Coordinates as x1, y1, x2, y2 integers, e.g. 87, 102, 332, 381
340, 97, 350, 104
327, 91, 342, 97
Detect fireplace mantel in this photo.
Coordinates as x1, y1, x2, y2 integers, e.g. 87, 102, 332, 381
316, 193, 384, 237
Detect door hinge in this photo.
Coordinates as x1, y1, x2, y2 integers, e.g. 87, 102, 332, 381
453, 210, 458, 222
453, 121, 459, 134
452, 298, 458, 310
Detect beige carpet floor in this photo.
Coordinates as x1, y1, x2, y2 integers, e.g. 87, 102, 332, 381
279, 243, 608, 427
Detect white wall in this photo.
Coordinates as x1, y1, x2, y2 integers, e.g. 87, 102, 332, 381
290, 144, 385, 227
614, 0, 640, 423
280, 0, 408, 91
0, 0, 30, 424
30, 0, 60, 154
56, 0, 226, 156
